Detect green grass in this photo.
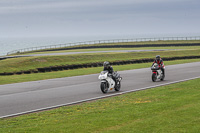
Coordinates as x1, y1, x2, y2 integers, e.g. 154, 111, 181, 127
0, 59, 199, 85
1, 48, 200, 73
1, 77, 199, 132
13, 46, 200, 55
11, 40, 200, 55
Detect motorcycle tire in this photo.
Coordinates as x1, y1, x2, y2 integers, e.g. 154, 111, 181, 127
152, 73, 156, 82
100, 82, 108, 93
160, 74, 165, 81
115, 81, 121, 91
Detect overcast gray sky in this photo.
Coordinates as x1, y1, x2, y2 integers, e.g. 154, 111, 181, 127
0, 0, 200, 38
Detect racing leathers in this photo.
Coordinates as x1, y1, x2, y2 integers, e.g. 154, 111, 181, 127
103, 66, 117, 84
103, 66, 114, 74
152, 58, 165, 75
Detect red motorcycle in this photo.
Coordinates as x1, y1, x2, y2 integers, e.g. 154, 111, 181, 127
151, 63, 165, 82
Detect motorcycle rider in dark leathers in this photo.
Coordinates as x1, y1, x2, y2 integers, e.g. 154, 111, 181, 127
152, 55, 165, 75
103, 61, 113, 74
103, 61, 117, 84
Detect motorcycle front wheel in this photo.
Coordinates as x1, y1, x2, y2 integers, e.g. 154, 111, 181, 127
115, 81, 121, 91
152, 73, 157, 82
100, 82, 108, 93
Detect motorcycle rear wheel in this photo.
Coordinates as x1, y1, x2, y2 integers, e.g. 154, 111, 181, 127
100, 82, 108, 93
160, 74, 165, 81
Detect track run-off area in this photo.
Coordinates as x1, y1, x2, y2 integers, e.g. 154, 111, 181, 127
0, 62, 200, 118
1, 49, 177, 60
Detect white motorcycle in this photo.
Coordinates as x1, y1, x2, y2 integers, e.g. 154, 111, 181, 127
151, 63, 165, 82
98, 71, 122, 93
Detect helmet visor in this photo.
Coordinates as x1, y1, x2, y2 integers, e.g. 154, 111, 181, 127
156, 57, 160, 61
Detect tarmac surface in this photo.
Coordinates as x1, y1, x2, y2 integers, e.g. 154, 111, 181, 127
0, 62, 199, 118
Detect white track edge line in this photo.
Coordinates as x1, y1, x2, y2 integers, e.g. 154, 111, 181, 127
1, 76, 200, 119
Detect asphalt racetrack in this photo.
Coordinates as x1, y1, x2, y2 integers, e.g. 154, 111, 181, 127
0, 62, 200, 118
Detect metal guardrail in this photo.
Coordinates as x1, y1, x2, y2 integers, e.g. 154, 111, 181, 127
7, 36, 200, 55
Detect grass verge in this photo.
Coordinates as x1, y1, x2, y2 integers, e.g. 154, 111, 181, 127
11, 40, 200, 55
1, 49, 200, 73
0, 59, 199, 85
0, 77, 199, 132
13, 46, 200, 55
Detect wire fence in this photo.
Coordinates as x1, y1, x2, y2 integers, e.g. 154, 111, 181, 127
7, 36, 200, 55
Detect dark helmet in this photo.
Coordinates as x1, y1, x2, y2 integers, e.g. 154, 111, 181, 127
103, 61, 110, 68
156, 55, 161, 61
